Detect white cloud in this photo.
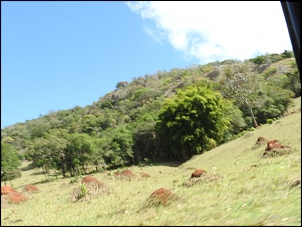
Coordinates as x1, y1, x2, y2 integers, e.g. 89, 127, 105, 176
127, 1, 292, 64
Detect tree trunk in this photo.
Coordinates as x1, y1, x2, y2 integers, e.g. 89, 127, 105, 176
61, 156, 66, 178
244, 99, 258, 128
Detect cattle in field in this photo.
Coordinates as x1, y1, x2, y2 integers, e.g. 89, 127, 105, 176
190, 169, 207, 178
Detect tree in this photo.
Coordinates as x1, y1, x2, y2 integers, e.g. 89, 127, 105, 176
109, 125, 135, 167
65, 133, 96, 176
25, 132, 68, 179
285, 70, 301, 97
220, 62, 263, 128
1, 142, 21, 184
43, 134, 68, 178
116, 81, 129, 89
156, 85, 232, 161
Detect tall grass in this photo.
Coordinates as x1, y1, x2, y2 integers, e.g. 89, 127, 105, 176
1, 98, 301, 226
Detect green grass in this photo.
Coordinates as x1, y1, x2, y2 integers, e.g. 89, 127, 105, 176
1, 98, 301, 226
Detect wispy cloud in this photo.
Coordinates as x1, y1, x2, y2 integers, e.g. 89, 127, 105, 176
127, 1, 292, 64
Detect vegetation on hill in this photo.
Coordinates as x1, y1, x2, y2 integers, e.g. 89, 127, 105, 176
1, 50, 300, 180
0, 98, 300, 225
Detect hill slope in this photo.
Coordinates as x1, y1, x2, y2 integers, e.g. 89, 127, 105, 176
1, 98, 300, 226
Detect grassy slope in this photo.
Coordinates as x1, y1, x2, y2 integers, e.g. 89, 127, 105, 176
1, 98, 301, 226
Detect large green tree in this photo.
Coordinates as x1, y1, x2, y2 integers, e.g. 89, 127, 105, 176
1, 142, 21, 183
65, 133, 97, 176
156, 85, 232, 161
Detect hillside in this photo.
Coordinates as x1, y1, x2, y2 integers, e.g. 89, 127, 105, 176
1, 97, 300, 226
1, 52, 300, 175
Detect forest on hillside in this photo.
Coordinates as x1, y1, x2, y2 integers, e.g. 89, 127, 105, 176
1, 51, 300, 182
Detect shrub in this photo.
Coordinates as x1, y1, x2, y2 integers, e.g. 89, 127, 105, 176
267, 119, 274, 124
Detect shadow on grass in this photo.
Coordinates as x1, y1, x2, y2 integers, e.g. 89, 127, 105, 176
20, 162, 36, 171
30, 174, 62, 185
149, 161, 183, 167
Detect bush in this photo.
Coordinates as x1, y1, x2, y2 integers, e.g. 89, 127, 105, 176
267, 119, 274, 124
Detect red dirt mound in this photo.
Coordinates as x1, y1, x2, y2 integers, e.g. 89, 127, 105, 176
24, 184, 39, 193
267, 140, 280, 145
149, 187, 174, 205
140, 172, 150, 177
114, 170, 136, 180
255, 136, 267, 145
190, 169, 207, 178
82, 176, 101, 186
120, 170, 136, 177
265, 143, 290, 151
8, 192, 27, 204
1, 185, 16, 195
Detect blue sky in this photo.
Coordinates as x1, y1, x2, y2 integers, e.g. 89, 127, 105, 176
1, 1, 292, 129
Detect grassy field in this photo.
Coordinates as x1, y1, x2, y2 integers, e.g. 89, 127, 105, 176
1, 97, 301, 226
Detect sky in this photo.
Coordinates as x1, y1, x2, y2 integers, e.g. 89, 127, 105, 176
1, 1, 293, 129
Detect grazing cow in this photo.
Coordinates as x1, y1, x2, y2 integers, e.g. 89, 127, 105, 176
190, 169, 207, 178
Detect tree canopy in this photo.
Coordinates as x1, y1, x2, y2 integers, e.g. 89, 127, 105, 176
156, 85, 232, 161
1, 142, 21, 182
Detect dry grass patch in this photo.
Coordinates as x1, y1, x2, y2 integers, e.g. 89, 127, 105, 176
1, 195, 10, 208
182, 173, 220, 187
263, 147, 295, 158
